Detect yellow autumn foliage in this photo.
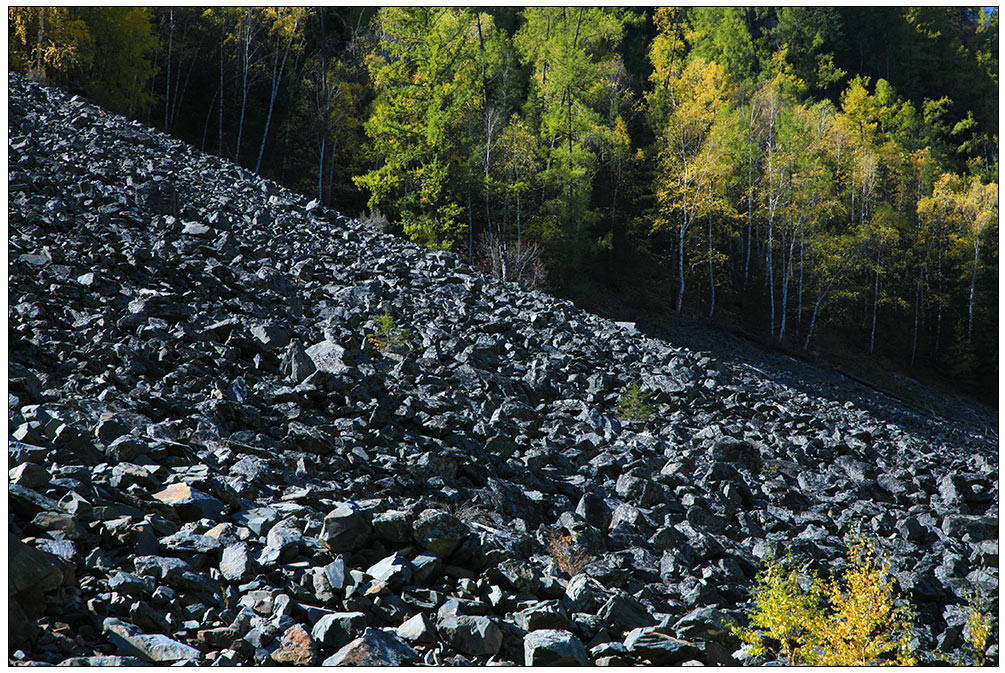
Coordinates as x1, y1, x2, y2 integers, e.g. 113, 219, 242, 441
733, 538, 916, 666
964, 588, 992, 666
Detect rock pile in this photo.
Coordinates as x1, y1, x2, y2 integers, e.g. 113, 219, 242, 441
8, 72, 998, 666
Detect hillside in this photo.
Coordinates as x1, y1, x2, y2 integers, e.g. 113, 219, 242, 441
8, 73, 998, 666
10, 8, 999, 402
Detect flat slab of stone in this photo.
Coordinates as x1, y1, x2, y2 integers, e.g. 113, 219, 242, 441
103, 618, 201, 663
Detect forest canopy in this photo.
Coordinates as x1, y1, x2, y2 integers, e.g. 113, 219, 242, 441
8, 6, 999, 401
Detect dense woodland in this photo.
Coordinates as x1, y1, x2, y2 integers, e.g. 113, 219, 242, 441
9, 7, 999, 402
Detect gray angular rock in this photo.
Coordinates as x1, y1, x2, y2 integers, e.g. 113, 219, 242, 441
562, 573, 599, 613
312, 612, 367, 650
397, 613, 436, 643
413, 509, 468, 558
438, 615, 503, 657
306, 340, 350, 375
151, 482, 225, 521
9, 462, 51, 489
220, 543, 253, 582
321, 502, 372, 552
624, 626, 701, 665
514, 602, 571, 632
270, 624, 318, 665
321, 627, 418, 666
599, 592, 656, 633
366, 553, 413, 588
103, 618, 201, 663
524, 629, 589, 666
281, 341, 317, 384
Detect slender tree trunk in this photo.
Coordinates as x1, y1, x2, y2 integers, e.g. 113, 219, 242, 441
804, 294, 825, 351
170, 24, 197, 133
935, 244, 944, 355
779, 228, 796, 342
516, 193, 522, 251
744, 181, 753, 288
767, 212, 775, 334
467, 188, 474, 264
476, 13, 493, 247
911, 267, 924, 367
164, 8, 173, 130
676, 216, 687, 313
235, 9, 251, 163
869, 267, 879, 355
255, 12, 298, 175
218, 38, 224, 157
327, 135, 338, 203
765, 139, 777, 335
147, 41, 157, 126
201, 87, 217, 152
796, 225, 804, 337
707, 207, 715, 319
318, 129, 327, 203
967, 238, 980, 339
36, 11, 45, 75
778, 226, 786, 341
317, 9, 328, 202
171, 57, 189, 131
610, 161, 621, 260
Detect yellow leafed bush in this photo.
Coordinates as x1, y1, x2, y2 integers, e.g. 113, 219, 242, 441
730, 554, 823, 664
733, 538, 917, 666
964, 588, 992, 666
807, 538, 916, 666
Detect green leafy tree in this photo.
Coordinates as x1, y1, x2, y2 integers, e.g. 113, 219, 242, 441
514, 7, 630, 278
616, 380, 654, 422
776, 101, 843, 342
494, 115, 541, 250
685, 7, 758, 84
918, 173, 998, 340
291, 8, 373, 209
9, 8, 156, 116
734, 539, 917, 666
75, 8, 156, 116
770, 7, 844, 92
9, 7, 94, 81
754, 48, 806, 333
355, 7, 485, 249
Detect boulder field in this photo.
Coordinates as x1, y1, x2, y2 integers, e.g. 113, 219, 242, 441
8, 72, 998, 665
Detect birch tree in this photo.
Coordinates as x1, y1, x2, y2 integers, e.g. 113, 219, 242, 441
649, 56, 733, 313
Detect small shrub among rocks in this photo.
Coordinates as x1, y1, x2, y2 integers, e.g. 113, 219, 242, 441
616, 381, 654, 423
964, 588, 992, 666
546, 530, 592, 577
367, 308, 412, 354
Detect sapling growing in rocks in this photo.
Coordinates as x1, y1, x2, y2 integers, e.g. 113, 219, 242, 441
367, 307, 412, 354
616, 380, 654, 423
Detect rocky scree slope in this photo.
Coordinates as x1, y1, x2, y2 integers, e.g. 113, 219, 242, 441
8, 72, 998, 666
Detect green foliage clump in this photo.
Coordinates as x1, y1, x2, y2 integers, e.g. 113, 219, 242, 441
366, 308, 412, 354
9, 7, 156, 113
616, 380, 654, 422
733, 538, 917, 666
